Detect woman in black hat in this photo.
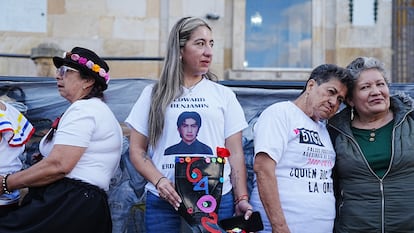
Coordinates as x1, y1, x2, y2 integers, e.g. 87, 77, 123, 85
0, 47, 123, 233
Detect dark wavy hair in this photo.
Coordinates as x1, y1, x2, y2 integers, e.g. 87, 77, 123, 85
301, 64, 353, 97
78, 70, 105, 100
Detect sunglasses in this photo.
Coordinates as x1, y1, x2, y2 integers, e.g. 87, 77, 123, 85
56, 66, 79, 77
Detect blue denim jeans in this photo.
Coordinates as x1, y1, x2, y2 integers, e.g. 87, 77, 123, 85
108, 138, 147, 233
145, 191, 234, 233
108, 181, 145, 233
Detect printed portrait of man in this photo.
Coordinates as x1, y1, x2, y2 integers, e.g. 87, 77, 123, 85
164, 111, 213, 155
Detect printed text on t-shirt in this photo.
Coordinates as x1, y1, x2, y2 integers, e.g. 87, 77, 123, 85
171, 97, 209, 108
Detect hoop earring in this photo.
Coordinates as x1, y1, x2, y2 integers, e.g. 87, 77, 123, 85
351, 107, 354, 121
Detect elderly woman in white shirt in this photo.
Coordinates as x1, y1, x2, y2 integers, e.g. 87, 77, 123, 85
0, 47, 122, 233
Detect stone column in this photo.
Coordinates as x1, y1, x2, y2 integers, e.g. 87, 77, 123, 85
30, 43, 64, 77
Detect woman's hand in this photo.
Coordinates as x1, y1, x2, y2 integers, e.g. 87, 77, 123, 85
235, 198, 254, 220
155, 176, 182, 210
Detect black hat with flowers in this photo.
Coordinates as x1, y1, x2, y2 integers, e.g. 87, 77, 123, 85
53, 47, 110, 90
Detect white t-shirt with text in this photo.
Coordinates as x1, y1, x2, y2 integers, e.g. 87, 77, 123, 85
251, 101, 335, 233
126, 78, 247, 196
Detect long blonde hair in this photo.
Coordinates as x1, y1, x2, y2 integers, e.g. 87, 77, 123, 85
148, 16, 217, 147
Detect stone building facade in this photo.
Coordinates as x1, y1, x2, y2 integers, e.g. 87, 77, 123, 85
0, 0, 396, 81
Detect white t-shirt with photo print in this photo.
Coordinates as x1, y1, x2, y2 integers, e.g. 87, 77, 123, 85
125, 78, 248, 196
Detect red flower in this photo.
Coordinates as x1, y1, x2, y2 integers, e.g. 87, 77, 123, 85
216, 147, 230, 158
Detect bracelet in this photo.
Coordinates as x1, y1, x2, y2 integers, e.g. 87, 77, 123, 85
155, 176, 167, 189
2, 174, 12, 194
234, 194, 249, 205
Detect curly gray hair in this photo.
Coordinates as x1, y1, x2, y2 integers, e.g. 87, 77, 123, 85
346, 57, 389, 82
346, 57, 389, 100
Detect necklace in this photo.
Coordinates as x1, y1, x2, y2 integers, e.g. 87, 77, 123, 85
369, 128, 376, 142
185, 77, 204, 93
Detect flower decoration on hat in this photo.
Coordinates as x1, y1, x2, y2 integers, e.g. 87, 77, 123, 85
65, 52, 110, 84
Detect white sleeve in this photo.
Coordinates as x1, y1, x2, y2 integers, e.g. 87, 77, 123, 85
253, 103, 289, 163
54, 103, 95, 147
124, 84, 153, 136
223, 88, 248, 138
